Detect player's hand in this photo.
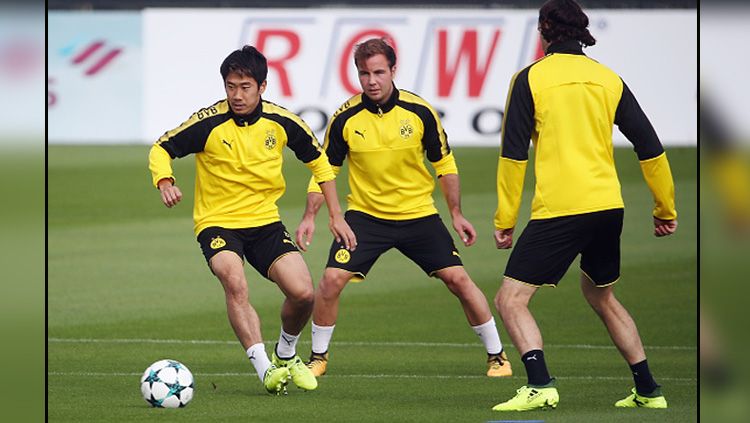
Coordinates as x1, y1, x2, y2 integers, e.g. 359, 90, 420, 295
295, 216, 315, 252
158, 179, 182, 208
452, 214, 477, 246
653, 217, 678, 237
494, 228, 514, 249
329, 214, 357, 251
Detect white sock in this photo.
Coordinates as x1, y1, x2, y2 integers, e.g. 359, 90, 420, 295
472, 317, 503, 355
276, 329, 300, 359
246, 343, 271, 382
311, 322, 335, 354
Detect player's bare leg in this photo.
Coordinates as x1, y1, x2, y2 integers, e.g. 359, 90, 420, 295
436, 266, 511, 376
495, 277, 542, 355
307, 267, 353, 376
492, 277, 557, 411
266, 252, 318, 390
435, 266, 492, 325
313, 267, 353, 326
211, 250, 289, 393
580, 273, 665, 407
269, 252, 314, 336
211, 250, 262, 349
579, 273, 645, 364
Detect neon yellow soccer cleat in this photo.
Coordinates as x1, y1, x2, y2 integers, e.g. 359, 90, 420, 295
492, 382, 559, 411
273, 353, 318, 391
615, 387, 668, 409
263, 364, 291, 395
306, 352, 328, 377
487, 351, 513, 377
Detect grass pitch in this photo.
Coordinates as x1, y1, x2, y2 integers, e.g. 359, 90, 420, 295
48, 145, 696, 422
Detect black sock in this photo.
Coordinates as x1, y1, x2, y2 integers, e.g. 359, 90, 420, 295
629, 359, 659, 395
522, 349, 552, 386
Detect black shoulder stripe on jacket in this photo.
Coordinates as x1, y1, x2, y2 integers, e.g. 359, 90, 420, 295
159, 112, 232, 158
500, 65, 534, 161
615, 80, 664, 161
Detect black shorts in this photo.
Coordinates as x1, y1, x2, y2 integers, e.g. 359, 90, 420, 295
197, 222, 299, 281
326, 210, 463, 281
504, 208, 624, 287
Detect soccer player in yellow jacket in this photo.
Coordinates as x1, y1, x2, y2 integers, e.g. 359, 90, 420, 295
148, 46, 355, 395
491, 0, 677, 412
297, 38, 512, 378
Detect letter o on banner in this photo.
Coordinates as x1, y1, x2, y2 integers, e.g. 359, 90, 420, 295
297, 107, 329, 135
471, 107, 503, 135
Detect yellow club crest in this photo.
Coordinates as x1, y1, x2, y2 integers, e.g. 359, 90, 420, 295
334, 248, 351, 264
210, 236, 226, 249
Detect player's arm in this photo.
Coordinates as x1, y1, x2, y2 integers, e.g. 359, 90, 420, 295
495, 67, 533, 248
286, 115, 355, 251
148, 108, 212, 208
437, 171, 476, 247
414, 97, 476, 246
615, 80, 677, 237
149, 145, 182, 208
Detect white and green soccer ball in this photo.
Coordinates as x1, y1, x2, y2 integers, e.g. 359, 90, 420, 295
140, 359, 194, 408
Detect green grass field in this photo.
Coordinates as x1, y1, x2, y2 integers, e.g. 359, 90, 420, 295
48, 145, 697, 422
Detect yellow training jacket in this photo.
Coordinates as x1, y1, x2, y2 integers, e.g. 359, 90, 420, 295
308, 86, 458, 220
149, 99, 334, 235
495, 40, 677, 229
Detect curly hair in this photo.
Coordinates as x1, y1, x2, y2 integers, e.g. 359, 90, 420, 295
538, 0, 596, 47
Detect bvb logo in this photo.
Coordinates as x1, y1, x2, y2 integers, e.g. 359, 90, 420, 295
264, 131, 277, 150
334, 248, 351, 264
210, 236, 226, 249
399, 120, 414, 140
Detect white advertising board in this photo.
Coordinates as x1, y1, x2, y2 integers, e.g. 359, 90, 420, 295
143, 8, 696, 146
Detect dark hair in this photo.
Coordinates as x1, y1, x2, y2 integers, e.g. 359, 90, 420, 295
538, 0, 596, 47
353, 38, 397, 68
220, 45, 268, 84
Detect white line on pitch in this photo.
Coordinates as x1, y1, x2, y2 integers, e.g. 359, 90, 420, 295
47, 371, 696, 383
47, 338, 696, 351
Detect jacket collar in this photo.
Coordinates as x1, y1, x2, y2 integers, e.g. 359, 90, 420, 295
230, 99, 263, 126
361, 84, 399, 115
546, 39, 585, 56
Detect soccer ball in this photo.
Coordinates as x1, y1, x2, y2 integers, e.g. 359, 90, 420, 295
140, 359, 194, 408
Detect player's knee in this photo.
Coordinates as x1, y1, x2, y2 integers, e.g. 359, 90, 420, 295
495, 289, 525, 318
493, 291, 504, 314
319, 271, 349, 298
221, 276, 248, 303
292, 285, 315, 308
440, 269, 472, 293
586, 291, 616, 315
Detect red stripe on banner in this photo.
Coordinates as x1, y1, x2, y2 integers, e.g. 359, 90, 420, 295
84, 48, 122, 76
72, 41, 104, 64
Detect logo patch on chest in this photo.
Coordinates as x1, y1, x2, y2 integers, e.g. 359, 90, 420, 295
399, 120, 414, 140
264, 130, 277, 150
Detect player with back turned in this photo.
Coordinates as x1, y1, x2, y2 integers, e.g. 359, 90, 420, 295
491, 0, 677, 411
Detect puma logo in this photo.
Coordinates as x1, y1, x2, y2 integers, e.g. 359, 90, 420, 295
526, 354, 538, 361
222, 139, 232, 149
248, 351, 256, 361
354, 129, 366, 140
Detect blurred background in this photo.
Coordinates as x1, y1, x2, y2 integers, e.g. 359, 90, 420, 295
701, 2, 750, 422
1, 1, 44, 421
43, 0, 703, 421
